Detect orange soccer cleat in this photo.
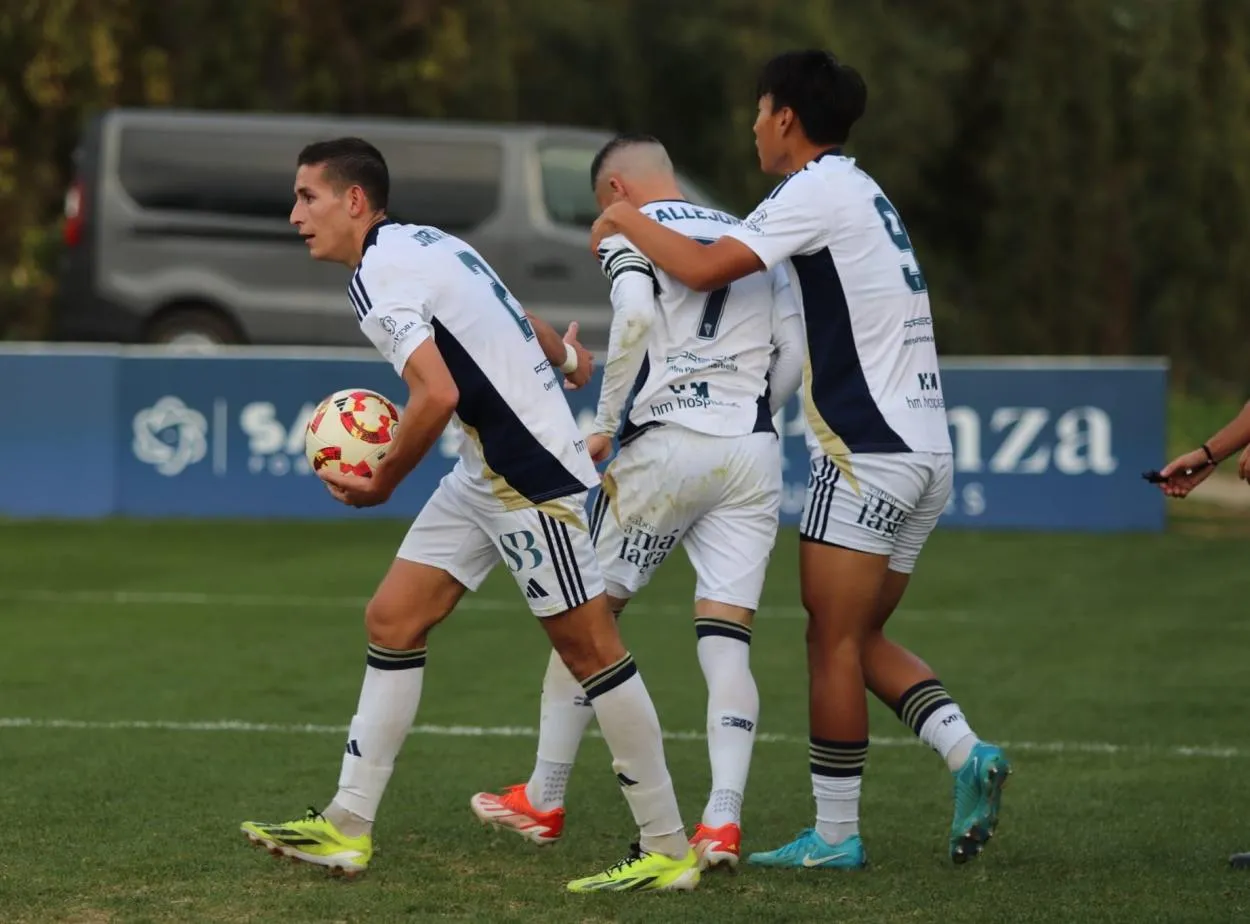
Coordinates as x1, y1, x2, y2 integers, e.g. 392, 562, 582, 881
470, 784, 565, 845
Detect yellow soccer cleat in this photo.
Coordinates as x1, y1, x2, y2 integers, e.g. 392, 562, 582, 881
567, 842, 700, 893
240, 807, 372, 878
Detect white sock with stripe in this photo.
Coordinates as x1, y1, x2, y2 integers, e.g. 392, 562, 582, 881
582, 653, 688, 860
526, 648, 595, 812
325, 644, 426, 837
695, 619, 758, 828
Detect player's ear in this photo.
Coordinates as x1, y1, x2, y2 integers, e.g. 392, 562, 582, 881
776, 105, 795, 136
608, 177, 628, 204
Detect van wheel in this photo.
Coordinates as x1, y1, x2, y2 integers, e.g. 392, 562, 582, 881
145, 307, 242, 347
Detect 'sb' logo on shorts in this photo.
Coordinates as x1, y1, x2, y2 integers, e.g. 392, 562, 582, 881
500, 530, 543, 572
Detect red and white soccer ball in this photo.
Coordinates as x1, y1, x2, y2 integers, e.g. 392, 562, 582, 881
304, 388, 400, 477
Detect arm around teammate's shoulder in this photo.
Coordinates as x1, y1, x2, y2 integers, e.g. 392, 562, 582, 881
590, 204, 764, 292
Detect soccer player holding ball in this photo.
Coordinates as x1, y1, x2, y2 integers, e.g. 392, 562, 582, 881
239, 138, 700, 893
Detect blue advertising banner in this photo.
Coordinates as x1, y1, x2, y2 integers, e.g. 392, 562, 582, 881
2, 347, 1167, 530
928, 359, 1167, 531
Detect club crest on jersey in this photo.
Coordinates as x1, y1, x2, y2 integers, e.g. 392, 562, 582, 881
742, 208, 767, 233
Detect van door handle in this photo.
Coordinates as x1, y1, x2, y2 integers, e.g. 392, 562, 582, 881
529, 260, 571, 280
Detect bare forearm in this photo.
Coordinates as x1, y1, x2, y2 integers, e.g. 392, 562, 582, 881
526, 311, 567, 367
1207, 401, 1250, 462
377, 389, 455, 491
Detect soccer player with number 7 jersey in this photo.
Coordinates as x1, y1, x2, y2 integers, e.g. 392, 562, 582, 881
588, 50, 1012, 870
471, 133, 805, 871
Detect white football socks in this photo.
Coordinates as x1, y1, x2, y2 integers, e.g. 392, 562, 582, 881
525, 648, 595, 812
813, 775, 861, 845
694, 626, 759, 828
326, 645, 426, 837
581, 653, 687, 860
895, 679, 980, 772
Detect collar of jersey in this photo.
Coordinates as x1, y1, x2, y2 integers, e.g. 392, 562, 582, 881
810, 146, 843, 165
362, 218, 398, 255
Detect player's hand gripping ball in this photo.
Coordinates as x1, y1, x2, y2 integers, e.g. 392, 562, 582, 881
304, 388, 400, 478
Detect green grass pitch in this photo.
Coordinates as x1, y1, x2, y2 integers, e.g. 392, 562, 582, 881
1, 515, 1249, 923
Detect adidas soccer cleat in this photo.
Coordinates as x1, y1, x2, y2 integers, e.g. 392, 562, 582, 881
747, 828, 866, 870
240, 807, 372, 877
470, 784, 565, 844
567, 842, 700, 893
950, 741, 1012, 864
690, 822, 742, 870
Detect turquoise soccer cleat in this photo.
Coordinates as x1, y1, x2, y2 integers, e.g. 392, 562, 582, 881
950, 741, 1012, 864
747, 828, 866, 870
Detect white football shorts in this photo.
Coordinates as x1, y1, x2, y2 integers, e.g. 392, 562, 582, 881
800, 450, 954, 574
396, 466, 604, 618
588, 426, 782, 610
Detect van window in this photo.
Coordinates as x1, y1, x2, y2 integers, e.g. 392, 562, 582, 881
118, 127, 297, 221
538, 143, 731, 228
539, 145, 600, 228
118, 126, 503, 231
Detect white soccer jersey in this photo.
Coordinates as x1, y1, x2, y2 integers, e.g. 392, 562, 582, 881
725, 151, 952, 458
348, 220, 598, 507
595, 200, 800, 442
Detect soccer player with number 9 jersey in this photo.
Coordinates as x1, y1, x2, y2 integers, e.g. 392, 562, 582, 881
588, 50, 1012, 870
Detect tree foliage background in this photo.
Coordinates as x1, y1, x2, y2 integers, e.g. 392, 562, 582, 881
2, 0, 1247, 390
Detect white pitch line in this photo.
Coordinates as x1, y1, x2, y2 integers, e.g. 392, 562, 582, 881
0, 717, 1242, 759
0, 588, 971, 622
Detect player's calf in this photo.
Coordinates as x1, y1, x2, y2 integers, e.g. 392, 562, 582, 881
241, 560, 463, 876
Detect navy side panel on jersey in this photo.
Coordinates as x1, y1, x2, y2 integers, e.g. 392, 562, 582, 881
791, 250, 910, 453
431, 319, 585, 503
617, 354, 655, 447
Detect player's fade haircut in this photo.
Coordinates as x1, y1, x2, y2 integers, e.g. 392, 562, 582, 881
756, 50, 867, 146
297, 137, 390, 211
589, 133, 670, 190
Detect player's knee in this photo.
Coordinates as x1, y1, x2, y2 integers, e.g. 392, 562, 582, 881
800, 582, 829, 619
364, 594, 439, 650
546, 599, 628, 681
558, 632, 628, 681
805, 613, 869, 649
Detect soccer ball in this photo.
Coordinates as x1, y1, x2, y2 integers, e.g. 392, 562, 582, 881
304, 388, 400, 477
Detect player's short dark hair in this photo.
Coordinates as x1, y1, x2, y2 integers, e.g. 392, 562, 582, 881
756, 50, 867, 146
589, 133, 664, 189
297, 137, 389, 211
